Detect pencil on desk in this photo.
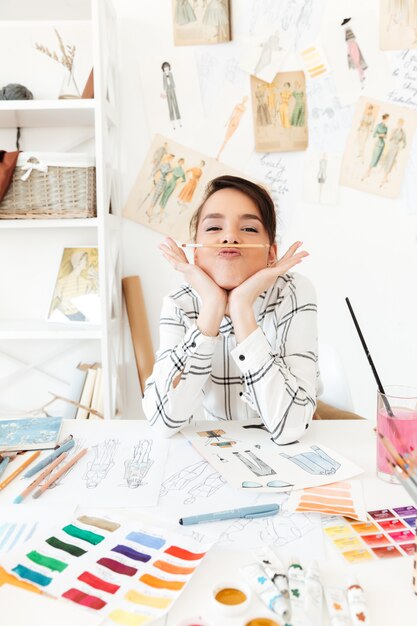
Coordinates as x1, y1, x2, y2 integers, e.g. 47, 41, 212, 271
0, 451, 41, 491
32, 448, 88, 499
180, 243, 269, 248
13, 452, 69, 504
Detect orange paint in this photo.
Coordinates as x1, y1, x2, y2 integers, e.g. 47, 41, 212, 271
139, 573, 185, 590
297, 504, 356, 516
302, 486, 351, 497
299, 495, 353, 506
0, 566, 41, 594
214, 587, 247, 606
153, 559, 195, 575
245, 619, 280, 626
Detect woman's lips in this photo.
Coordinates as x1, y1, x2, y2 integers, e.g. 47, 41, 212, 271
218, 248, 242, 257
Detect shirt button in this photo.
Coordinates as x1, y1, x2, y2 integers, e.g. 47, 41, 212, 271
239, 392, 243, 396
305, 423, 309, 429
190, 342, 196, 348
239, 354, 245, 361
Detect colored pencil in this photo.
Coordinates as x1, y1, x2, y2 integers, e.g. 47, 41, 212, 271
13, 452, 69, 503
181, 243, 269, 248
0, 451, 41, 491
378, 432, 409, 471
32, 448, 88, 499
386, 459, 417, 503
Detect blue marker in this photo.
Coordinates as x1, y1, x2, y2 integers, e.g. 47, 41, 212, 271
179, 503, 279, 525
0, 456, 10, 479
23, 438, 75, 478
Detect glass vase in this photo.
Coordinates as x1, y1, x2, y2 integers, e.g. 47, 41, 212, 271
59, 67, 81, 99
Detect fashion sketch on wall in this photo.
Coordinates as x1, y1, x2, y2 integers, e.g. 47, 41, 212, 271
380, 0, 417, 49
340, 97, 417, 198
172, 0, 231, 46
251, 70, 308, 152
123, 134, 248, 241
302, 151, 342, 205
161, 61, 182, 130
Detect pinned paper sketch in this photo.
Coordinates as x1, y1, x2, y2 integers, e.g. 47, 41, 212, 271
239, 25, 290, 83
340, 97, 417, 198
321, 11, 392, 106
182, 420, 363, 492
123, 134, 251, 241
303, 151, 342, 205
48, 247, 99, 324
172, 0, 231, 45
380, 0, 417, 50
251, 71, 308, 152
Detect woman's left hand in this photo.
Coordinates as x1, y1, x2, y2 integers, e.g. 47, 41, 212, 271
228, 241, 308, 315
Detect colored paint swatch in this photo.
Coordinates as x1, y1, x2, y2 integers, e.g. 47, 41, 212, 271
62, 587, 106, 609
126, 531, 165, 550
140, 573, 185, 590
393, 506, 417, 516
399, 542, 415, 556
300, 44, 329, 79
361, 533, 391, 547
287, 480, 365, 521
164, 545, 206, 561
26, 550, 68, 572
351, 522, 379, 534
379, 519, 406, 532
342, 548, 373, 563
78, 570, 120, 594
46, 536, 86, 557
63, 524, 104, 545
97, 557, 137, 576
124, 588, 172, 608
368, 509, 395, 521
372, 545, 402, 559
153, 559, 195, 575
403, 516, 417, 528
12, 564, 52, 587
77, 515, 120, 532
108, 609, 150, 626
0, 565, 41, 594
111, 544, 151, 562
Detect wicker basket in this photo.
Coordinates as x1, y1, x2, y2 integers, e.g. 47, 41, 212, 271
0, 152, 96, 219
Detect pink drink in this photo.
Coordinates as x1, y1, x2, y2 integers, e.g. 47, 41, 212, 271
377, 407, 417, 480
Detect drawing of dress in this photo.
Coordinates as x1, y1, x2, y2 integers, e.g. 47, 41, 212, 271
203, 0, 229, 40
160, 460, 208, 496
356, 109, 375, 159
345, 27, 367, 86
217, 97, 248, 160
83, 439, 119, 488
159, 162, 186, 209
254, 32, 282, 75
124, 440, 154, 489
280, 445, 341, 475
150, 144, 167, 177
176, 0, 197, 25
317, 155, 327, 184
369, 121, 388, 168
290, 90, 305, 126
256, 87, 271, 126
178, 165, 204, 203
382, 126, 407, 176
232, 449, 276, 477
163, 70, 181, 124
149, 161, 173, 210
279, 88, 292, 128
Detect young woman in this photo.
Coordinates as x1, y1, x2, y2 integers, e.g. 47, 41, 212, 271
143, 175, 319, 444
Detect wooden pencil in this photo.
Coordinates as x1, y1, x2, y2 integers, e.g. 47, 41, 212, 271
181, 243, 269, 248
14, 451, 69, 503
0, 451, 40, 491
32, 448, 88, 499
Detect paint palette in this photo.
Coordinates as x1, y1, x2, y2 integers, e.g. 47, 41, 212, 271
323, 505, 417, 563
2, 512, 213, 624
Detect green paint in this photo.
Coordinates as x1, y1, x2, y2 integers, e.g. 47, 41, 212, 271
291, 589, 300, 598
46, 536, 86, 556
62, 524, 104, 545
27, 550, 68, 572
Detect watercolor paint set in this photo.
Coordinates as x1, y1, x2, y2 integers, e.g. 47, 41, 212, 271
1, 511, 213, 625
323, 504, 417, 563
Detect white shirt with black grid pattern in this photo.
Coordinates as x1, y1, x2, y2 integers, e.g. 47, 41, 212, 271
142, 272, 321, 444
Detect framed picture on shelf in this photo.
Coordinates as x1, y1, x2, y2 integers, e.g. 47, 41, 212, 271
47, 247, 100, 324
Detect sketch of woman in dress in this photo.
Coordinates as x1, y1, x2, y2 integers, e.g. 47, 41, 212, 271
254, 31, 282, 76
317, 153, 327, 203
255, 83, 271, 127
342, 18, 367, 87
356, 104, 375, 162
380, 118, 407, 187
146, 153, 174, 220
161, 62, 182, 129
124, 440, 154, 489
177, 160, 205, 210
279, 82, 292, 128
217, 96, 248, 160
50, 249, 99, 322
175, 0, 197, 25
158, 157, 186, 219
290, 80, 305, 127
363, 113, 389, 179
203, 0, 229, 41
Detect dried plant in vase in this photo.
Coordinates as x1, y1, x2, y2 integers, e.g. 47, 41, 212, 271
35, 28, 80, 99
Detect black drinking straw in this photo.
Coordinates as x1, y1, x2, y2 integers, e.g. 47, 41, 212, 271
345, 297, 394, 417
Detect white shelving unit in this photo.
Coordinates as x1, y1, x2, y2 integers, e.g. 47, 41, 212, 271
0, 0, 123, 419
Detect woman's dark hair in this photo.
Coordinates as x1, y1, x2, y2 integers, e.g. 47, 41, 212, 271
161, 62, 171, 71
189, 175, 277, 244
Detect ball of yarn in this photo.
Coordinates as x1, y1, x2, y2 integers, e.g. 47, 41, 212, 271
0, 83, 33, 100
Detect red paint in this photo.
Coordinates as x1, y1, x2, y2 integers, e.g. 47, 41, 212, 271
164, 545, 206, 561
62, 587, 106, 609
97, 557, 137, 576
78, 571, 120, 594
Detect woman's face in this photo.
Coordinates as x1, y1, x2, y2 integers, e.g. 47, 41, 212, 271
194, 188, 277, 290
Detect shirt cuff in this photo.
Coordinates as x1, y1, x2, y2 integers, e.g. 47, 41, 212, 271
231, 326, 272, 373
181, 323, 220, 357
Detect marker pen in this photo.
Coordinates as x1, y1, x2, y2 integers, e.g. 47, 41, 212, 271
240, 562, 283, 615
252, 548, 291, 622
347, 578, 372, 625
287, 558, 305, 626
303, 561, 323, 626
324, 587, 351, 626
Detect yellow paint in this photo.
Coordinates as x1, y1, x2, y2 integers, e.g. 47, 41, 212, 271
124, 589, 172, 608
245, 619, 281, 626
109, 609, 151, 626
214, 587, 246, 605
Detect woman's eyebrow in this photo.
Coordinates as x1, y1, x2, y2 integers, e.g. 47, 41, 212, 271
202, 213, 262, 222
202, 213, 224, 221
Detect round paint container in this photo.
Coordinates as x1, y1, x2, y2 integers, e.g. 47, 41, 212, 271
211, 581, 251, 616
176, 618, 214, 626
244, 617, 282, 626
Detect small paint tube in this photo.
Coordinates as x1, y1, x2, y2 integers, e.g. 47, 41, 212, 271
252, 547, 291, 622
347, 578, 372, 625
240, 562, 283, 615
287, 558, 305, 626
324, 587, 351, 626
303, 560, 323, 626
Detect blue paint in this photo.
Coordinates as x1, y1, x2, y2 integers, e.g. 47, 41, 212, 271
126, 531, 166, 549
12, 563, 52, 587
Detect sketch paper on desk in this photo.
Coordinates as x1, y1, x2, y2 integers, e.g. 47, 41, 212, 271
0, 416, 63, 451
0, 424, 169, 508
182, 421, 363, 492
239, 24, 291, 83
172, 0, 231, 46
1, 510, 213, 625
340, 96, 417, 199
388, 50, 417, 109
285, 479, 367, 521
380, 0, 417, 50
47, 247, 99, 324
321, 11, 393, 106
302, 150, 342, 205
123, 134, 252, 241
251, 71, 308, 153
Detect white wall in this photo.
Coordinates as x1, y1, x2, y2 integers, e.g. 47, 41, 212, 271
116, 1, 417, 423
